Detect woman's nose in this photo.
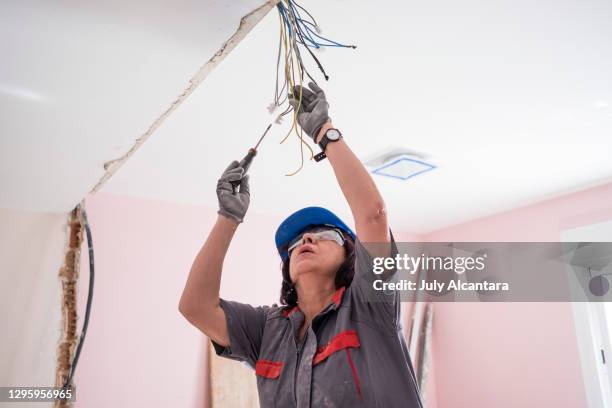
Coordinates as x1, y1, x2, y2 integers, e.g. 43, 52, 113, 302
302, 233, 316, 244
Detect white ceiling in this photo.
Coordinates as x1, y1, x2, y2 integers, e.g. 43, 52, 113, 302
0, 0, 270, 211
2, 0, 611, 234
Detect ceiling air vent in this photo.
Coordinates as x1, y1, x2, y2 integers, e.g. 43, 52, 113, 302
363, 148, 436, 181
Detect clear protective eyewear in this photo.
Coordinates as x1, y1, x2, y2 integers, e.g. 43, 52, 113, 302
287, 227, 345, 255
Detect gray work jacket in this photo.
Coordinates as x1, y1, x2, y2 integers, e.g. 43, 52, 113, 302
212, 236, 424, 408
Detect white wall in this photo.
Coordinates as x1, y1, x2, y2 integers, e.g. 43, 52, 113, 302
0, 207, 66, 406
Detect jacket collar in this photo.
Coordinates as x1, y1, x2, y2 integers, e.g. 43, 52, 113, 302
282, 286, 346, 318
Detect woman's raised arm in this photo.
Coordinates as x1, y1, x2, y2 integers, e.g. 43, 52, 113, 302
178, 161, 250, 347
288, 83, 389, 243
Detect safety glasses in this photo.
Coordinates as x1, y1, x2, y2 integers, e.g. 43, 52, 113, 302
287, 227, 345, 255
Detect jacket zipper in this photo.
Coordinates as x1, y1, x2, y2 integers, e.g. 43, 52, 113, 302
294, 334, 304, 406
294, 347, 300, 405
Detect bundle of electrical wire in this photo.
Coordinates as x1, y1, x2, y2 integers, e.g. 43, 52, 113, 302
270, 0, 355, 175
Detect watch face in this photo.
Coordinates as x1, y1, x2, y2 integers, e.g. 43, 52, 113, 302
326, 129, 341, 141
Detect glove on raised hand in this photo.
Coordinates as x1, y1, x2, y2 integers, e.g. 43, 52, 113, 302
288, 82, 330, 141
216, 160, 250, 224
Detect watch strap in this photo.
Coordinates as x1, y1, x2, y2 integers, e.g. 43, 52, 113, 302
314, 152, 327, 162
314, 128, 341, 162
318, 135, 331, 152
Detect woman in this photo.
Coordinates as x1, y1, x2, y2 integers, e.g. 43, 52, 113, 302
179, 83, 423, 407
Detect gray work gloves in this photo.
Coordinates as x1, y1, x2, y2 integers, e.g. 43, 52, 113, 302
288, 82, 330, 141
217, 161, 250, 224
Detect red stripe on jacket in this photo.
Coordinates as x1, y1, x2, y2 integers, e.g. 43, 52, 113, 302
255, 360, 283, 379
313, 329, 360, 366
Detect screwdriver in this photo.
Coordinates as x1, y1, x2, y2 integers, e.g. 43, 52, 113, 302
231, 124, 271, 192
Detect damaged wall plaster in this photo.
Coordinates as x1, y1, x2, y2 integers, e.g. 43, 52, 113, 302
91, 0, 279, 194
54, 207, 83, 407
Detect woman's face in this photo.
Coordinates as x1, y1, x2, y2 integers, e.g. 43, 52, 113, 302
288, 228, 346, 285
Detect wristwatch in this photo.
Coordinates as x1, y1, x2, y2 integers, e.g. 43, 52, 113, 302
314, 128, 343, 162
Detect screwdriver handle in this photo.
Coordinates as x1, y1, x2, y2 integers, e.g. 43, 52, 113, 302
240, 148, 257, 173
231, 148, 257, 191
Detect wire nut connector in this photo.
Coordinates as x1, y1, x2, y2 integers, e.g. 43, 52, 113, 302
267, 102, 278, 114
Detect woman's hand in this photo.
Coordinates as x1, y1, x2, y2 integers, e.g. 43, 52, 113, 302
288, 82, 331, 142
217, 160, 250, 224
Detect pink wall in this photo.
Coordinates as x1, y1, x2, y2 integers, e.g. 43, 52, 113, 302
74, 193, 212, 407
426, 182, 612, 242
74, 192, 285, 408
423, 181, 612, 408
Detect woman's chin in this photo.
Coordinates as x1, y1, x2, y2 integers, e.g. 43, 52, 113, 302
293, 258, 320, 275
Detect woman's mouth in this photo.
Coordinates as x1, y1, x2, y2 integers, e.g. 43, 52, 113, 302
297, 245, 315, 256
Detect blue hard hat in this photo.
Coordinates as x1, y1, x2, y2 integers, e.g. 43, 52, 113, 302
275, 206, 356, 260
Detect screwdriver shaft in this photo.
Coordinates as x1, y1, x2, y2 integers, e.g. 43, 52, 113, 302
254, 124, 272, 151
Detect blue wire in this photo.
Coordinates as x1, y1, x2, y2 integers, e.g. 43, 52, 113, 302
296, 24, 320, 48
283, 0, 354, 49
288, 2, 320, 47
289, 0, 354, 48
275, 0, 355, 83
297, 18, 317, 30
278, 4, 294, 39
283, 2, 321, 49
294, 20, 319, 47
301, 22, 353, 48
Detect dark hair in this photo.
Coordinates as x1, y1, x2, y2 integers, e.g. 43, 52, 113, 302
279, 232, 355, 307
